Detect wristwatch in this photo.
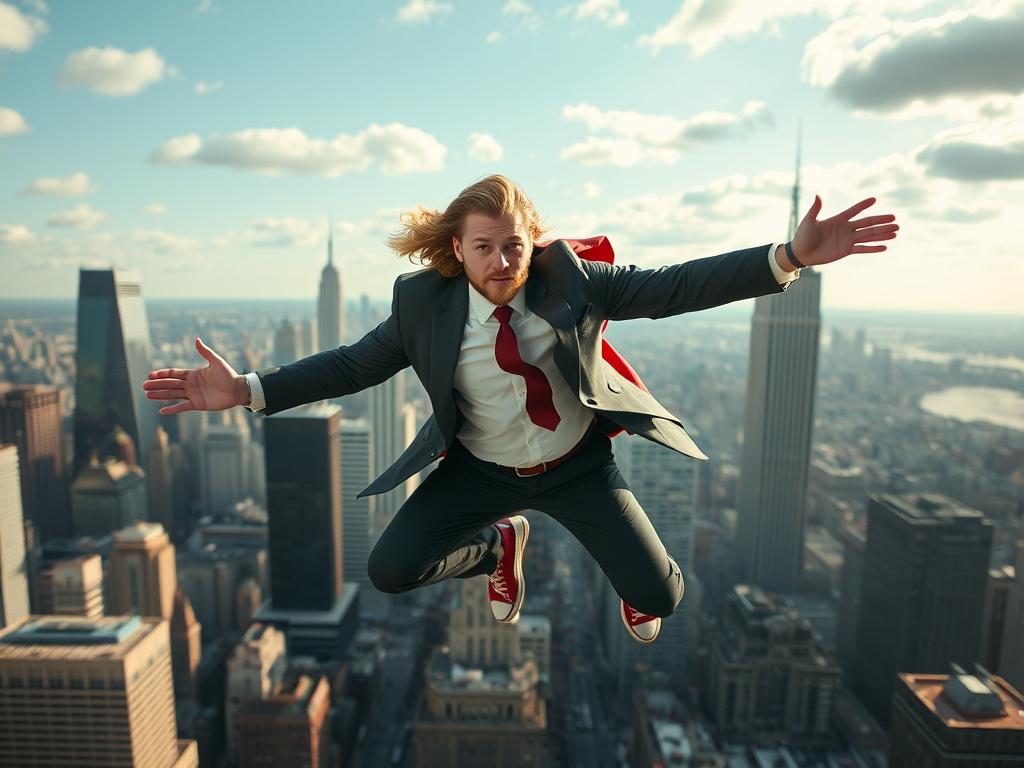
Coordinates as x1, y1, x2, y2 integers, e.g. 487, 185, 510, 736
241, 374, 252, 407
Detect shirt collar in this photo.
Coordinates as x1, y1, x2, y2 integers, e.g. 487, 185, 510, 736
467, 280, 528, 325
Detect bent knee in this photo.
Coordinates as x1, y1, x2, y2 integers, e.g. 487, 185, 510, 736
366, 548, 405, 594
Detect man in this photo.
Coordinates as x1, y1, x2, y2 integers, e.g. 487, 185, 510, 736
142, 175, 898, 643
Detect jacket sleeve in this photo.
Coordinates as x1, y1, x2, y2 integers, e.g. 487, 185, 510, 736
577, 243, 791, 321
255, 277, 411, 416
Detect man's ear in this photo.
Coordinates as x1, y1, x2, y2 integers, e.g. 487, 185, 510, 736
452, 235, 463, 262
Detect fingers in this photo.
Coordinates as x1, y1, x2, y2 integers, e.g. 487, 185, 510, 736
147, 369, 190, 380
850, 244, 887, 254
158, 400, 195, 416
850, 213, 896, 229
195, 336, 220, 363
835, 197, 877, 221
144, 386, 186, 400
852, 224, 899, 242
802, 194, 823, 222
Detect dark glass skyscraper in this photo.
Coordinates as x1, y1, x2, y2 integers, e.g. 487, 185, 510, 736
264, 404, 344, 611
853, 493, 993, 726
73, 268, 158, 475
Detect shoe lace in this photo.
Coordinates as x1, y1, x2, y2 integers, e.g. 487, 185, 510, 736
489, 563, 511, 601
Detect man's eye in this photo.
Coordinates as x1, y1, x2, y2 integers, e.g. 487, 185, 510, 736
477, 245, 487, 251
510, 243, 523, 250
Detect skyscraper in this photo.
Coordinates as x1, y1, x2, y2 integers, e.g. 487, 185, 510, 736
853, 493, 994, 726
107, 522, 177, 621
272, 319, 300, 367
69, 457, 146, 537
340, 418, 373, 590
257, 404, 358, 659
0, 445, 30, 629
225, 622, 287, 763
369, 369, 406, 536
73, 268, 159, 474
317, 222, 343, 350
737, 134, 822, 593
0, 383, 70, 541
198, 411, 250, 516
0, 615, 198, 767
147, 425, 175, 536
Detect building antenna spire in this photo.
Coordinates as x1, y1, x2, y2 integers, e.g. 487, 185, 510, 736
788, 120, 802, 241
327, 212, 334, 266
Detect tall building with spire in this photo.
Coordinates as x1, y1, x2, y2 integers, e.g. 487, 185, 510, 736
317, 220, 343, 350
736, 128, 822, 594
73, 268, 159, 474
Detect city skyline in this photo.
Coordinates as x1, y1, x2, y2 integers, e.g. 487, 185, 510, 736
0, 1, 1021, 314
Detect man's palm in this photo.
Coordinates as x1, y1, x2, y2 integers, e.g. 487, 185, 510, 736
142, 337, 241, 416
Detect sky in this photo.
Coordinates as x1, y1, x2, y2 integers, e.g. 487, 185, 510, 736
0, 0, 1021, 314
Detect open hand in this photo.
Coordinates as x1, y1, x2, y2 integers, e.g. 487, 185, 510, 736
790, 195, 899, 267
142, 337, 242, 416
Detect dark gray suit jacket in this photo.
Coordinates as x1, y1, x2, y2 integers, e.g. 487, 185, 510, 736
255, 239, 792, 497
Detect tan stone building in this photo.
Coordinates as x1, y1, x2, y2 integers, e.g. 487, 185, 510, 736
236, 674, 331, 768
107, 522, 177, 620
414, 578, 547, 768
36, 554, 105, 619
0, 615, 197, 767
225, 622, 287, 762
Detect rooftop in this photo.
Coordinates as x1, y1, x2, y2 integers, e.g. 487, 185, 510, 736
0, 616, 156, 661
878, 492, 988, 524
900, 669, 1024, 730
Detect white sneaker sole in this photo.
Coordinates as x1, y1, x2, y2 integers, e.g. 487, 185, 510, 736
493, 515, 529, 624
620, 600, 660, 643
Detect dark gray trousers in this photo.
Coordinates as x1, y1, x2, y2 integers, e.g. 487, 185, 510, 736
365, 430, 684, 618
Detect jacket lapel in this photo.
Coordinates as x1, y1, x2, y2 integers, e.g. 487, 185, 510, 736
526, 265, 582, 396
430, 273, 469, 441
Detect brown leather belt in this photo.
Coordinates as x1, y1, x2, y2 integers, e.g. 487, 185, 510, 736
496, 418, 597, 477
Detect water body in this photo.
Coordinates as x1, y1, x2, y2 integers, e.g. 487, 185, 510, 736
919, 386, 1024, 432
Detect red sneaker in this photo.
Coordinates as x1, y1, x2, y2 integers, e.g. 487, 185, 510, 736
621, 599, 661, 643
488, 515, 529, 624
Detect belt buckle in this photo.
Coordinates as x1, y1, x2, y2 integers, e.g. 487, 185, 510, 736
515, 461, 546, 477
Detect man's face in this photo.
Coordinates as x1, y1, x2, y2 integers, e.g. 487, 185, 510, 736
453, 210, 532, 306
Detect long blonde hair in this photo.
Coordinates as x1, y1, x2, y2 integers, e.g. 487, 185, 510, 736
386, 174, 549, 277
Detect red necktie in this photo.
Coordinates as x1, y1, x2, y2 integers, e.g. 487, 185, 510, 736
492, 305, 561, 432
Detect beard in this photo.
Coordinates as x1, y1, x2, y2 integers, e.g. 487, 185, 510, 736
466, 264, 529, 306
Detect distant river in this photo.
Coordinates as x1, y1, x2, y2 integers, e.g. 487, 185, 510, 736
919, 386, 1024, 432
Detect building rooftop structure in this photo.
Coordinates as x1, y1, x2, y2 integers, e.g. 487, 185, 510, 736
900, 665, 1024, 731
0, 616, 150, 660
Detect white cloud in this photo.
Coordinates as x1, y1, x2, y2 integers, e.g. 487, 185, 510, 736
0, 1, 48, 52
581, 182, 601, 199
637, 0, 939, 57
194, 79, 223, 95
143, 203, 167, 215
59, 46, 169, 97
468, 132, 504, 162
486, 31, 503, 43
574, 0, 628, 28
194, 0, 218, 13
803, 2, 1024, 119
244, 217, 323, 248
46, 203, 106, 230
0, 107, 30, 136
151, 124, 447, 176
915, 120, 1024, 182
561, 100, 773, 166
395, 0, 453, 23
502, 0, 541, 31
23, 172, 94, 197
130, 228, 199, 255
0, 223, 35, 244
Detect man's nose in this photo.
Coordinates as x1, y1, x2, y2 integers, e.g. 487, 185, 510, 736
498, 252, 511, 269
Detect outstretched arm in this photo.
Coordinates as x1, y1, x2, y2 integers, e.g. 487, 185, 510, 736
253, 279, 410, 416
580, 195, 898, 321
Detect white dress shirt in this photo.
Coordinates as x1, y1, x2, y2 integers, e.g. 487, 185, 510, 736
244, 244, 800, 460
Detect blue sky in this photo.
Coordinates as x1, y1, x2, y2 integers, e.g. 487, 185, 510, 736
1, 0, 1021, 313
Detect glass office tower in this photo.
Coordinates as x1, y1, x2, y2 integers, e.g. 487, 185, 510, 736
73, 268, 158, 475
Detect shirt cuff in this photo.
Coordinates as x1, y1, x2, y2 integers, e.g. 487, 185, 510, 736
243, 371, 266, 412
768, 242, 801, 285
